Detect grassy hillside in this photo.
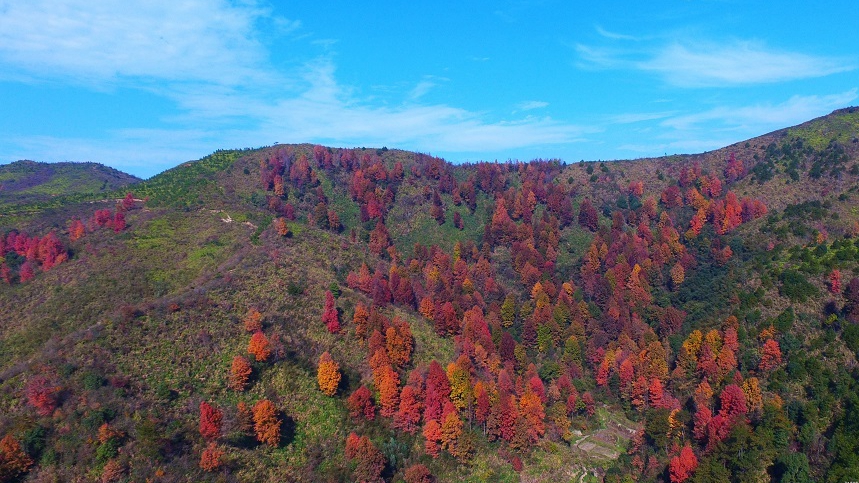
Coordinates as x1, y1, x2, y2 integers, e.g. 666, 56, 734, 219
0, 160, 140, 212
1, 109, 859, 482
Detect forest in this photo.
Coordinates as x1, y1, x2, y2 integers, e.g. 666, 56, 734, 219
1, 108, 859, 482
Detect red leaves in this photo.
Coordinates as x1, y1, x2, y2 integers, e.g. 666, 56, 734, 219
252, 399, 281, 446
829, 269, 842, 295
322, 290, 341, 334
368, 221, 392, 256
648, 378, 664, 409
345, 433, 386, 482
404, 464, 433, 483
386, 318, 413, 368
199, 401, 223, 440
229, 356, 252, 391
199, 442, 224, 472
122, 192, 136, 211
668, 445, 698, 482
243, 308, 263, 332
422, 420, 442, 457
113, 212, 126, 233
718, 384, 748, 420
724, 152, 745, 183
424, 361, 451, 423
248, 331, 271, 362
0, 434, 33, 481
693, 405, 712, 442
578, 198, 599, 232
25, 374, 59, 416
373, 363, 400, 418
347, 386, 376, 421
758, 339, 782, 372
394, 385, 422, 433
69, 218, 86, 241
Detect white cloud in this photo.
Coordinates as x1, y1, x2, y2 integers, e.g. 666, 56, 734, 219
612, 89, 859, 157
661, 89, 858, 131
517, 101, 549, 111
0, 0, 281, 86
577, 39, 853, 87
641, 42, 854, 87
0, 0, 594, 176
409, 80, 438, 100
610, 111, 675, 124
595, 26, 638, 41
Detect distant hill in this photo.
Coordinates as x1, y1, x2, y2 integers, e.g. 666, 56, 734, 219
0, 160, 140, 208
0, 109, 858, 482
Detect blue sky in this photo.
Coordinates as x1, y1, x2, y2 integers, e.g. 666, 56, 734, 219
0, 0, 856, 178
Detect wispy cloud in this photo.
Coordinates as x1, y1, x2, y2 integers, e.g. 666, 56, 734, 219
577, 38, 853, 87
609, 111, 676, 124
0, 1, 593, 175
661, 89, 858, 131
595, 26, 638, 41
0, 0, 284, 87
615, 89, 859, 156
642, 42, 854, 87
517, 101, 549, 111
409, 76, 450, 100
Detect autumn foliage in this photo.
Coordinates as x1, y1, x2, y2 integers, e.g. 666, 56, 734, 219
322, 290, 341, 333
345, 432, 386, 483
199, 442, 224, 472
0, 434, 33, 481
199, 401, 223, 440
25, 374, 59, 416
229, 355, 253, 391
317, 351, 341, 396
248, 331, 272, 362
668, 444, 698, 482
243, 308, 263, 332
253, 399, 281, 446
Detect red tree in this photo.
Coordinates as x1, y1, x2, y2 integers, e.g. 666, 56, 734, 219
0, 434, 33, 481
758, 339, 782, 372
199, 401, 223, 440
668, 445, 698, 482
248, 331, 272, 362
113, 212, 126, 233
424, 361, 451, 422
70, 219, 86, 241
578, 199, 599, 232
322, 290, 341, 333
423, 420, 442, 457
404, 464, 433, 483
199, 442, 224, 472
25, 374, 59, 416
648, 378, 664, 408
345, 433, 386, 482
394, 385, 422, 434
347, 386, 375, 421
718, 384, 748, 420
230, 355, 252, 391
829, 269, 842, 295
18, 262, 35, 283
122, 192, 136, 210
253, 399, 281, 446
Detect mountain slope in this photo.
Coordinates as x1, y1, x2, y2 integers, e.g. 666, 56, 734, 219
1, 109, 859, 482
0, 160, 140, 209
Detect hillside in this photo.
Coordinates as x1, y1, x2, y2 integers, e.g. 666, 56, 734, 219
1, 109, 859, 482
0, 160, 140, 212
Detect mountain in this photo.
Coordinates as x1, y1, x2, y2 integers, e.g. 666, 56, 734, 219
1, 109, 859, 482
0, 160, 140, 210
